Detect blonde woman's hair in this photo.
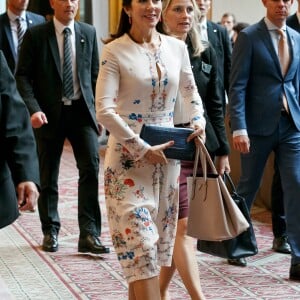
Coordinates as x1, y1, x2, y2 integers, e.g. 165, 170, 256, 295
160, 0, 205, 57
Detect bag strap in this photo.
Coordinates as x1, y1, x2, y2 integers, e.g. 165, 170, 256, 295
192, 137, 218, 180
191, 138, 218, 200
223, 172, 237, 194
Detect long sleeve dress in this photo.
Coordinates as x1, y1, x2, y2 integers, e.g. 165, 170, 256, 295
96, 33, 205, 283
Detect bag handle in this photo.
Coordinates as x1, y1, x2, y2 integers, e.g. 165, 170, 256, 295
223, 172, 237, 194
191, 138, 218, 200
192, 137, 218, 180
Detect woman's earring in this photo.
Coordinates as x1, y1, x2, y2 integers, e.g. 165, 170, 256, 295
128, 14, 132, 24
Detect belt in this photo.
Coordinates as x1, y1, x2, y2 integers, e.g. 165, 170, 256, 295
62, 98, 82, 106
174, 122, 191, 128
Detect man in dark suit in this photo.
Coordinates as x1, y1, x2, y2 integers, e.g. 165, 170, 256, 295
0, 50, 39, 229
16, 0, 109, 255
267, 0, 300, 257
196, 0, 232, 115
229, 0, 300, 281
0, 0, 45, 73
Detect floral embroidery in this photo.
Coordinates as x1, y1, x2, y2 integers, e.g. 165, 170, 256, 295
183, 80, 196, 93
161, 185, 178, 231
112, 230, 127, 248
133, 186, 146, 200
123, 138, 146, 161
192, 116, 201, 122
125, 228, 135, 243
145, 50, 168, 111
124, 178, 135, 187
120, 153, 135, 170
118, 251, 135, 261
129, 113, 143, 122
131, 207, 155, 234
104, 168, 127, 201
161, 203, 177, 232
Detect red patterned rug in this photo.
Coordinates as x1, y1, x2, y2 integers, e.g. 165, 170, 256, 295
0, 142, 300, 299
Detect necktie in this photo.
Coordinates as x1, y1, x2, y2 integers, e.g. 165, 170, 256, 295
16, 17, 25, 53
277, 29, 290, 113
63, 27, 74, 100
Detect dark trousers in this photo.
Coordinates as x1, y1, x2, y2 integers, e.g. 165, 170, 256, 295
37, 100, 101, 237
236, 113, 300, 264
271, 160, 287, 238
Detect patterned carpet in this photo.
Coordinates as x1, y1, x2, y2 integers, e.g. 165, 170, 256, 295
0, 142, 300, 300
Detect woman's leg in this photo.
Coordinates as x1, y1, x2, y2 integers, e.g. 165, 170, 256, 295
159, 217, 206, 300
129, 276, 161, 300
173, 218, 206, 300
128, 283, 136, 300
159, 259, 176, 300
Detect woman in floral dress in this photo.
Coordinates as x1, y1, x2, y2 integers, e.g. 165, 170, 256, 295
95, 0, 205, 299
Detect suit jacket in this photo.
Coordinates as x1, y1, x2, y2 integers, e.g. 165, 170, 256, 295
16, 20, 99, 138
229, 19, 300, 135
0, 11, 45, 73
207, 21, 232, 102
187, 39, 229, 156
0, 51, 39, 229
287, 13, 300, 33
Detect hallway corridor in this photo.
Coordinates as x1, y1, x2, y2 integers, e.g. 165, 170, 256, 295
0, 142, 300, 299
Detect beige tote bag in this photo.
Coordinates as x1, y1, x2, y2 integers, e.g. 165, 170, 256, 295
187, 138, 249, 241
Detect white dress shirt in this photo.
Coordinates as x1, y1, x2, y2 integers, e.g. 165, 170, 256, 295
199, 17, 208, 42
53, 17, 81, 102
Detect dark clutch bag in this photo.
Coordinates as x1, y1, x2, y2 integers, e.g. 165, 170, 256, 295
140, 124, 195, 161
197, 173, 258, 259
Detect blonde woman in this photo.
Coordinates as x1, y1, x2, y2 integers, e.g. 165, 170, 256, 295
158, 0, 230, 299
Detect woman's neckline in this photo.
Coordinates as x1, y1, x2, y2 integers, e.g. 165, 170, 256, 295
127, 32, 162, 53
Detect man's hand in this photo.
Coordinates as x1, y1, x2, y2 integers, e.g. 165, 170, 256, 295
31, 112, 48, 128
233, 135, 250, 154
17, 182, 39, 212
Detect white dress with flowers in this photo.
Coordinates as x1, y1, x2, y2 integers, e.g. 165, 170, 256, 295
96, 33, 205, 283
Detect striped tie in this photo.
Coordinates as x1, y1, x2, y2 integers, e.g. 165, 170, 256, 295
16, 17, 25, 53
63, 27, 74, 100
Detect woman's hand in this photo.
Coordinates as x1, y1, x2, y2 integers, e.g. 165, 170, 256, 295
215, 155, 231, 175
187, 125, 206, 143
144, 141, 174, 165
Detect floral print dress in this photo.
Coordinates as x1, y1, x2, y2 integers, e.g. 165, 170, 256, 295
96, 33, 205, 283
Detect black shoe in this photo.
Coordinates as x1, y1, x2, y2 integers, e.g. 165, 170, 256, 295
227, 258, 247, 267
42, 233, 58, 252
272, 236, 291, 254
78, 234, 110, 254
290, 264, 300, 281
